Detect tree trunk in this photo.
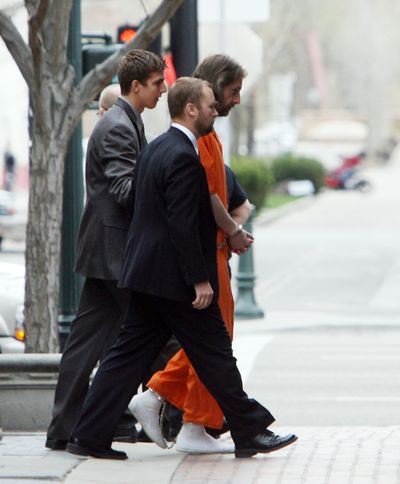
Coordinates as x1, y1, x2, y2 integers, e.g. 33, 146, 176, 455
24, 123, 67, 353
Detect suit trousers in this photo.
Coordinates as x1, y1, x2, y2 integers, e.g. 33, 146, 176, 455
72, 291, 275, 448
47, 278, 130, 442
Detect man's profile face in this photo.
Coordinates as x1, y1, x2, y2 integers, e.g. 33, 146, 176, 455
218, 78, 243, 116
195, 86, 219, 136
137, 71, 167, 110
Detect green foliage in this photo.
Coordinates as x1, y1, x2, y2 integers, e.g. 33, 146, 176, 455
265, 194, 297, 209
231, 156, 274, 211
271, 154, 326, 193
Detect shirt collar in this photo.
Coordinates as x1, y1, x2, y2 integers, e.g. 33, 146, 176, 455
119, 96, 144, 130
171, 122, 198, 154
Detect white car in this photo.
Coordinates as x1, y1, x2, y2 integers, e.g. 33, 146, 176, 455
0, 190, 27, 250
0, 261, 25, 353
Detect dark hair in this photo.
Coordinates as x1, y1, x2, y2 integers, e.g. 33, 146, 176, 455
118, 49, 166, 95
193, 55, 246, 103
168, 77, 210, 118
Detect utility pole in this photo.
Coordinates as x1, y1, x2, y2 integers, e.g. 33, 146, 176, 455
170, 0, 198, 76
58, 0, 84, 351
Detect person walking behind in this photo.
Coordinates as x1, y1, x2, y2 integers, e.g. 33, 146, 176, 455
97, 84, 121, 116
45, 50, 167, 451
66, 77, 297, 460
3, 149, 16, 191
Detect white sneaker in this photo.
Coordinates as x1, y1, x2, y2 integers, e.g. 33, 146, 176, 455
128, 390, 167, 449
175, 423, 234, 454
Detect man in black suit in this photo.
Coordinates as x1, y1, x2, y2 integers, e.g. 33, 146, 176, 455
45, 50, 167, 451
66, 77, 297, 460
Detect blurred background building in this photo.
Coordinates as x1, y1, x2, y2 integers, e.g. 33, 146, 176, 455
1, 0, 400, 189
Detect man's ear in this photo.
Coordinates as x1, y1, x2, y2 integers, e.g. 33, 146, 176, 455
131, 80, 141, 93
186, 102, 197, 118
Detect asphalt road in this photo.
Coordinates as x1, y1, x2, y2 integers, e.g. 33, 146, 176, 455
242, 326, 400, 426
250, 165, 400, 327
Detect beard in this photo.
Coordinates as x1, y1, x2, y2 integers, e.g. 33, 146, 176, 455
195, 115, 215, 137
217, 102, 234, 117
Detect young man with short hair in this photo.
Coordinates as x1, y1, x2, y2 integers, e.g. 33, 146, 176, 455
46, 50, 167, 451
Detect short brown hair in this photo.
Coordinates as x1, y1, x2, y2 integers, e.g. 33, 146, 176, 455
118, 49, 166, 95
168, 77, 211, 118
193, 55, 246, 103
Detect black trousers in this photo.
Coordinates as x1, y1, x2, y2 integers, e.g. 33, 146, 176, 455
72, 291, 275, 448
47, 279, 181, 442
47, 278, 130, 442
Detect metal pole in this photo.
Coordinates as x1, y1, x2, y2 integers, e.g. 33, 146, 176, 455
234, 207, 264, 319
58, 0, 84, 351
169, 0, 198, 76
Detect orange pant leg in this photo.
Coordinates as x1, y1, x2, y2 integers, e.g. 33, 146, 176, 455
147, 349, 190, 411
148, 249, 234, 429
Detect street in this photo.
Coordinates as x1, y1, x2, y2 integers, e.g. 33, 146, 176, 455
240, 326, 400, 426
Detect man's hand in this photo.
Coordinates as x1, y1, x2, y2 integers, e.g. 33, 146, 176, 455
228, 228, 254, 253
192, 281, 214, 309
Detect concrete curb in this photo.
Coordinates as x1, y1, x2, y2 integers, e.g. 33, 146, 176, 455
0, 354, 61, 431
0, 353, 60, 371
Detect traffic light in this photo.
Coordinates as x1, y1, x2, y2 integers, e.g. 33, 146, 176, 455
117, 24, 139, 43
116, 22, 161, 55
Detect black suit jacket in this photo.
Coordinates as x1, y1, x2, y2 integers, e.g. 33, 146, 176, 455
75, 98, 146, 280
119, 127, 218, 303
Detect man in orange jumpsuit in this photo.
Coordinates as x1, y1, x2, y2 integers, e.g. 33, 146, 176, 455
130, 55, 256, 454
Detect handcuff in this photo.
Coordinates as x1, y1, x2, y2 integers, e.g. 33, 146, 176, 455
218, 224, 244, 250
228, 224, 243, 237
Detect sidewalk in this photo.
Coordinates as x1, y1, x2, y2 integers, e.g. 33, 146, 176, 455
1, 426, 400, 483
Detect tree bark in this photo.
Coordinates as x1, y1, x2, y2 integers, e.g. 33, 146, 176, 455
0, 9, 33, 85
24, 132, 65, 352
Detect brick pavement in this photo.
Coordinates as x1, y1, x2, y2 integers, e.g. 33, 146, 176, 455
1, 427, 400, 483
170, 427, 400, 484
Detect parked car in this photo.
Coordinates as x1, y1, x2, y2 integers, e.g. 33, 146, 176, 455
0, 190, 27, 250
0, 190, 14, 215
0, 261, 25, 353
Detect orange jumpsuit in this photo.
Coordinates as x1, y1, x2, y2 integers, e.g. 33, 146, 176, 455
147, 131, 234, 429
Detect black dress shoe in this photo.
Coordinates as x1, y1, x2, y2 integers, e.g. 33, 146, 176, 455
45, 438, 68, 450
66, 438, 128, 460
113, 424, 138, 443
206, 418, 230, 439
160, 402, 182, 442
137, 427, 152, 443
235, 430, 298, 458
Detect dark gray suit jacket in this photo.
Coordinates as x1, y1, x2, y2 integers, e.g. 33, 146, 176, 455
75, 98, 146, 280
119, 127, 218, 303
